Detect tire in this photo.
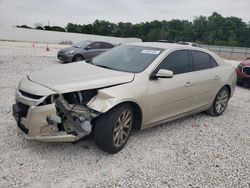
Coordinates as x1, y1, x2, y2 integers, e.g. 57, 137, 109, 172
206, 86, 230, 116
73, 55, 84, 62
94, 104, 134, 154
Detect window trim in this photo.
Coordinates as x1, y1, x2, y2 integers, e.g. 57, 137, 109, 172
151, 49, 192, 77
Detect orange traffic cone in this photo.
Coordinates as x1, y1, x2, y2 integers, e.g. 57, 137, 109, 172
32, 42, 35, 47
46, 43, 50, 51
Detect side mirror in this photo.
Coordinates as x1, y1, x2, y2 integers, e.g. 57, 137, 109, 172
85, 46, 91, 50
150, 69, 174, 79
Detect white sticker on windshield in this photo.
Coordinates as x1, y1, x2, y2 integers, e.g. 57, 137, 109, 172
141, 50, 160, 55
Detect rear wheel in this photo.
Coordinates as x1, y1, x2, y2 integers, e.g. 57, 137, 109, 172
94, 104, 134, 154
73, 55, 84, 62
207, 86, 230, 116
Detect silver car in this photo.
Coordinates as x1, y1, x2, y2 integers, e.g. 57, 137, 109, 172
13, 42, 236, 153
57, 41, 114, 63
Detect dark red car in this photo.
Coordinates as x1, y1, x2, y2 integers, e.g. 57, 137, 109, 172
236, 59, 250, 86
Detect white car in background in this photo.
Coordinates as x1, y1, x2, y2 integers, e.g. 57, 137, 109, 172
177, 41, 201, 47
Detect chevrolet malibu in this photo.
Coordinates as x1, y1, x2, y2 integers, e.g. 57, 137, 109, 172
13, 43, 236, 153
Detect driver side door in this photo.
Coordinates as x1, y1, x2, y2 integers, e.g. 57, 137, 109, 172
145, 50, 196, 126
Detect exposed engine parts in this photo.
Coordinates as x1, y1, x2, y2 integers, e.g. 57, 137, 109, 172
62, 89, 97, 105
54, 90, 99, 138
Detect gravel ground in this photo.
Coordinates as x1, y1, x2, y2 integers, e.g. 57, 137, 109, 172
0, 41, 249, 188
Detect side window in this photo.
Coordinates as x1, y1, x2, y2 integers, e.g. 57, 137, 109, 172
210, 56, 218, 68
89, 42, 101, 49
156, 50, 191, 75
102, 43, 114, 49
192, 51, 215, 71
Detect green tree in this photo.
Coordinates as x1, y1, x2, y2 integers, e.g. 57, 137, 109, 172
16, 25, 32, 29
29, 12, 250, 47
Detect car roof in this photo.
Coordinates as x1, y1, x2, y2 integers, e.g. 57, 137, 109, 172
127, 42, 200, 50
80, 40, 112, 44
126, 42, 224, 66
241, 59, 250, 65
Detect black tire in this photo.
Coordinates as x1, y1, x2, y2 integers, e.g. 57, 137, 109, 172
73, 55, 84, 62
206, 86, 230, 116
94, 104, 134, 154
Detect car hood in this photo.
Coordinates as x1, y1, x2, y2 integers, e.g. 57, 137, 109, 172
241, 60, 250, 66
59, 47, 74, 53
59, 46, 83, 53
28, 62, 135, 93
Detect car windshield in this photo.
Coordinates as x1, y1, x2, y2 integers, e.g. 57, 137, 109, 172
73, 41, 91, 48
91, 45, 164, 73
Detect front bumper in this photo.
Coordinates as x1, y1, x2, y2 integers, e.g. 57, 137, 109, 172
57, 53, 74, 63
236, 69, 250, 85
12, 103, 80, 142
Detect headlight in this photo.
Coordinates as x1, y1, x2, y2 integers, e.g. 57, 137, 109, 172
65, 50, 75, 54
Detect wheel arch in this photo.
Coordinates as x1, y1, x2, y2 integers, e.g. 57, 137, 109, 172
109, 101, 142, 131
73, 54, 84, 61
122, 101, 143, 131
224, 84, 232, 98
93, 100, 143, 131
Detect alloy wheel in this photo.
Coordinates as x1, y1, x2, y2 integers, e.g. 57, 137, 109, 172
113, 110, 132, 147
215, 88, 229, 114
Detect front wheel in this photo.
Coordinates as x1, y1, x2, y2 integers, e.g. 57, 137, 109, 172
73, 55, 84, 62
206, 86, 230, 116
94, 104, 134, 154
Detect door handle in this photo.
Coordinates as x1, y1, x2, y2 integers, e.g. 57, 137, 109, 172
214, 75, 220, 80
184, 82, 192, 87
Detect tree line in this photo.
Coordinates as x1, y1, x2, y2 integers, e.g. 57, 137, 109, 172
17, 12, 250, 47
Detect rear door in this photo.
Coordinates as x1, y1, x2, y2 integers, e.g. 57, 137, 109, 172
146, 50, 196, 125
190, 50, 221, 109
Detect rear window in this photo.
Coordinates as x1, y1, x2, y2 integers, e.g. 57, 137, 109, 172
102, 43, 114, 49
89, 42, 101, 49
192, 51, 218, 71
210, 56, 218, 68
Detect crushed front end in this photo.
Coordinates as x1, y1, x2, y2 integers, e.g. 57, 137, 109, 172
12, 80, 100, 142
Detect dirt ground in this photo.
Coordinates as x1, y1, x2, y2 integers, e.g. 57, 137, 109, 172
0, 41, 249, 188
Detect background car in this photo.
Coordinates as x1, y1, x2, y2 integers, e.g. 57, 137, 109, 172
177, 41, 201, 47
57, 41, 114, 63
236, 59, 250, 86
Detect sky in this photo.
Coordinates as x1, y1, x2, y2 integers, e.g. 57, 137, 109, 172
0, 0, 250, 27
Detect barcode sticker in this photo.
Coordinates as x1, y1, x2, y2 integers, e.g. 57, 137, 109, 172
141, 50, 160, 55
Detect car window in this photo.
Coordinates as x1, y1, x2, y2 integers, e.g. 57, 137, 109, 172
192, 51, 215, 71
72, 41, 91, 48
92, 45, 164, 73
89, 42, 101, 49
210, 56, 218, 68
155, 50, 191, 75
102, 43, 114, 49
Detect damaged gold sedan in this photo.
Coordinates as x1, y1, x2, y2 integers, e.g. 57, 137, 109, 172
13, 43, 236, 153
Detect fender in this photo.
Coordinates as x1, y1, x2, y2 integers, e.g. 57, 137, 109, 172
87, 90, 142, 113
